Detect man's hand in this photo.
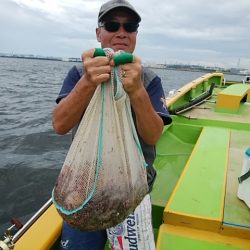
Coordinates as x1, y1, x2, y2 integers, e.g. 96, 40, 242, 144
81, 49, 112, 87
118, 56, 144, 98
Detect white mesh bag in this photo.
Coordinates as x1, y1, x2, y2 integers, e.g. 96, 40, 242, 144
52, 49, 148, 231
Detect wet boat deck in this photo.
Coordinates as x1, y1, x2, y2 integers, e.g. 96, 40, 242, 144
223, 130, 250, 234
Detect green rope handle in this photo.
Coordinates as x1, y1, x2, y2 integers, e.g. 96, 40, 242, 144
94, 48, 134, 65
114, 53, 133, 65
93, 48, 106, 57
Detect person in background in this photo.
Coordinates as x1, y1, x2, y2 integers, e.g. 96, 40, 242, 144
52, 0, 172, 249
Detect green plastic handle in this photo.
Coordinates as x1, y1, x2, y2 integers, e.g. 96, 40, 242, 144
93, 48, 106, 57
113, 53, 134, 65
93, 48, 134, 65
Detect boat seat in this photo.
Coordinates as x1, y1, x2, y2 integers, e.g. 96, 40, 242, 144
216, 84, 250, 112
163, 127, 230, 231
151, 124, 201, 232
156, 224, 250, 250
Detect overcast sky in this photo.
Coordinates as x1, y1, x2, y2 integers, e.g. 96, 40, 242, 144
1, 0, 250, 70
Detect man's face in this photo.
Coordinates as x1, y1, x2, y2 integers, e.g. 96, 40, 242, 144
96, 10, 138, 53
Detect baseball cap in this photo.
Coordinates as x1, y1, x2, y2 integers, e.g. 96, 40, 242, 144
98, 0, 141, 23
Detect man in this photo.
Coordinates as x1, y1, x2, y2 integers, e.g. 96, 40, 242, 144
53, 0, 172, 249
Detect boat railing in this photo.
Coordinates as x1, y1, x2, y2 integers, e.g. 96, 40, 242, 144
0, 198, 53, 249
166, 72, 224, 107
12, 198, 53, 243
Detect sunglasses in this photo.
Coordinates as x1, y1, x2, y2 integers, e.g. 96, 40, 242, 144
99, 21, 139, 33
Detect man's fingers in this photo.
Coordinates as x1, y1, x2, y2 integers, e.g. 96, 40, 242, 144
81, 48, 96, 61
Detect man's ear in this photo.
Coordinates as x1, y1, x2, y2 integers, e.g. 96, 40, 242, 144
96, 28, 101, 42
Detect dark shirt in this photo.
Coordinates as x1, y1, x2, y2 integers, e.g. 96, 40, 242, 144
56, 65, 172, 192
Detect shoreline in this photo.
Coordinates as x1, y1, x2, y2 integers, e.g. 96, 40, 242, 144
0, 55, 81, 62
0, 55, 248, 76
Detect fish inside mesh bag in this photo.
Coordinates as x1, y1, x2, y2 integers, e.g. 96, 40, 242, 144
52, 49, 149, 231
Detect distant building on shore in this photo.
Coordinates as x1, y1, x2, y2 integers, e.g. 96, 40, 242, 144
62, 57, 82, 62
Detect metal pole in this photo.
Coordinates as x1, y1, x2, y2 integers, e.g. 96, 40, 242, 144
12, 198, 53, 243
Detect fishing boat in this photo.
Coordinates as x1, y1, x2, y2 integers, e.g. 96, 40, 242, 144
1, 72, 250, 250
155, 72, 250, 249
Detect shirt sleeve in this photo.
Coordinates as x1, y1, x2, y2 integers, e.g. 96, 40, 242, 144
56, 65, 81, 104
146, 75, 172, 125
